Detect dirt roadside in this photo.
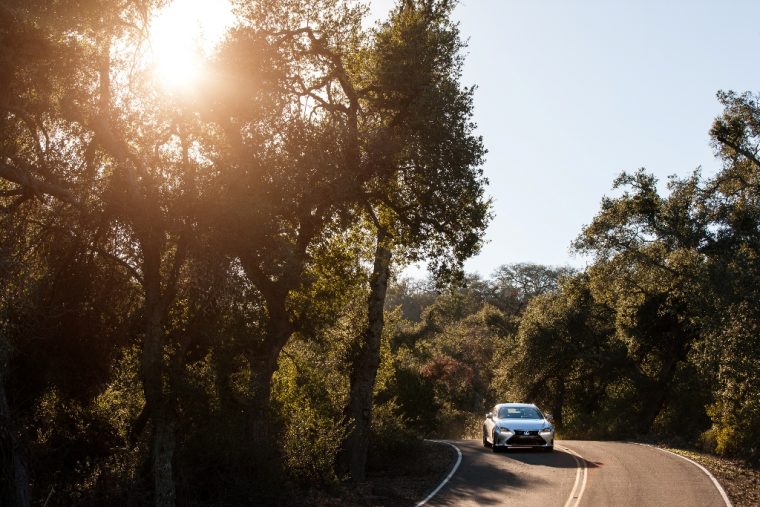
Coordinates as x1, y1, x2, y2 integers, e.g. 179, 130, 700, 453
305, 440, 457, 506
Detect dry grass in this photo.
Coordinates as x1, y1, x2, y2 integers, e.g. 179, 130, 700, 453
664, 447, 760, 507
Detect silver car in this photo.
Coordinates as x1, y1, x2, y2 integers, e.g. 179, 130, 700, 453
482, 403, 554, 452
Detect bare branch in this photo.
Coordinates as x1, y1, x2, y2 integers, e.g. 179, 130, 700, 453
0, 160, 77, 204
1, 104, 49, 163
0, 189, 25, 198
90, 244, 144, 285
239, 254, 278, 302
364, 201, 381, 229
305, 91, 349, 113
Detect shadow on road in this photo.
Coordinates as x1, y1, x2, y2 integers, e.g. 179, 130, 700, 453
430, 441, 585, 506
493, 448, 600, 469
432, 459, 549, 506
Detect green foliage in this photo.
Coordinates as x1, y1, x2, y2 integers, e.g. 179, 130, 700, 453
273, 347, 348, 486
567, 90, 760, 461
386, 297, 514, 436
366, 399, 423, 472
93, 346, 145, 442
490, 263, 576, 315
362, 0, 490, 282
651, 360, 713, 444
496, 274, 627, 436
704, 302, 760, 460
380, 91, 760, 466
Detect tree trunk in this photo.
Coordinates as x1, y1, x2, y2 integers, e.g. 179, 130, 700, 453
247, 297, 293, 452
248, 354, 278, 450
0, 372, 29, 507
141, 244, 176, 507
213, 346, 243, 416
639, 359, 679, 435
551, 378, 564, 428
150, 406, 176, 507
638, 335, 688, 435
338, 227, 392, 482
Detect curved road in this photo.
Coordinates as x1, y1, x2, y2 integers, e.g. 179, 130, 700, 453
426, 440, 729, 507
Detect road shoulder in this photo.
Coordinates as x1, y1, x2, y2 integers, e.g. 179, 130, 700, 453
660, 447, 759, 507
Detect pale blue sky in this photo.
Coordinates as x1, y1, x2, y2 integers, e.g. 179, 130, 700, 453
370, 1, 760, 277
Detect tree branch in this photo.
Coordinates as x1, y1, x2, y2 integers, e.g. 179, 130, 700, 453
717, 135, 760, 171
0, 160, 77, 204
160, 232, 189, 312
90, 244, 144, 285
1, 104, 49, 163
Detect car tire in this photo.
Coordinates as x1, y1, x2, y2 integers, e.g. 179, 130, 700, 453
543, 445, 554, 452
483, 429, 491, 448
491, 432, 502, 453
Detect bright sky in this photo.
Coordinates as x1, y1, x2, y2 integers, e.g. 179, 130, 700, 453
149, 0, 234, 90
369, 0, 760, 278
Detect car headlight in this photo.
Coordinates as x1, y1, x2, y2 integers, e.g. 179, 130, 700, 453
540, 427, 554, 433
497, 427, 512, 433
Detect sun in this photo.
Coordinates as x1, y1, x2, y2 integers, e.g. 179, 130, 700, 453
148, 0, 234, 91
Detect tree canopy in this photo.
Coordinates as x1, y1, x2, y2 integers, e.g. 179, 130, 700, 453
0, 0, 490, 504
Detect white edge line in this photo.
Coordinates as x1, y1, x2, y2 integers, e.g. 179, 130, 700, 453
576, 449, 588, 507
562, 448, 582, 507
561, 445, 588, 507
638, 444, 733, 507
415, 440, 462, 507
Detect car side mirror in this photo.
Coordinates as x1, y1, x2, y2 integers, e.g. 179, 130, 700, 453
545, 413, 554, 422
486, 412, 493, 419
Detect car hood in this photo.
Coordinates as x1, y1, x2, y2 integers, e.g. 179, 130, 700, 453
494, 418, 548, 431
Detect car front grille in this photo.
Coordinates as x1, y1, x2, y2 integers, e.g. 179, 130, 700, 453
506, 431, 545, 446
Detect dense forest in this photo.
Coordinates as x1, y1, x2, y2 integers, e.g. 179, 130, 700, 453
389, 90, 760, 465
1, 0, 759, 505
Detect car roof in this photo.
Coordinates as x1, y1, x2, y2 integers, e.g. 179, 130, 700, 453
495, 403, 537, 408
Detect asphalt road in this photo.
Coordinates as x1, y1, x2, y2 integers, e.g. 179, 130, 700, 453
425, 440, 730, 507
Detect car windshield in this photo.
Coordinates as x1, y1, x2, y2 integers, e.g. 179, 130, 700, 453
498, 406, 542, 419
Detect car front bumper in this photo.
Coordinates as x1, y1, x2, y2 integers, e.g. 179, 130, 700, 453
493, 430, 553, 448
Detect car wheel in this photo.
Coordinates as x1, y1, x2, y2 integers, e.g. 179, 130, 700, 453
482, 429, 491, 448
491, 432, 502, 453
543, 445, 554, 452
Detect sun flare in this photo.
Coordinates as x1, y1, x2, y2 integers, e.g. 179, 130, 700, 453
149, 0, 234, 90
